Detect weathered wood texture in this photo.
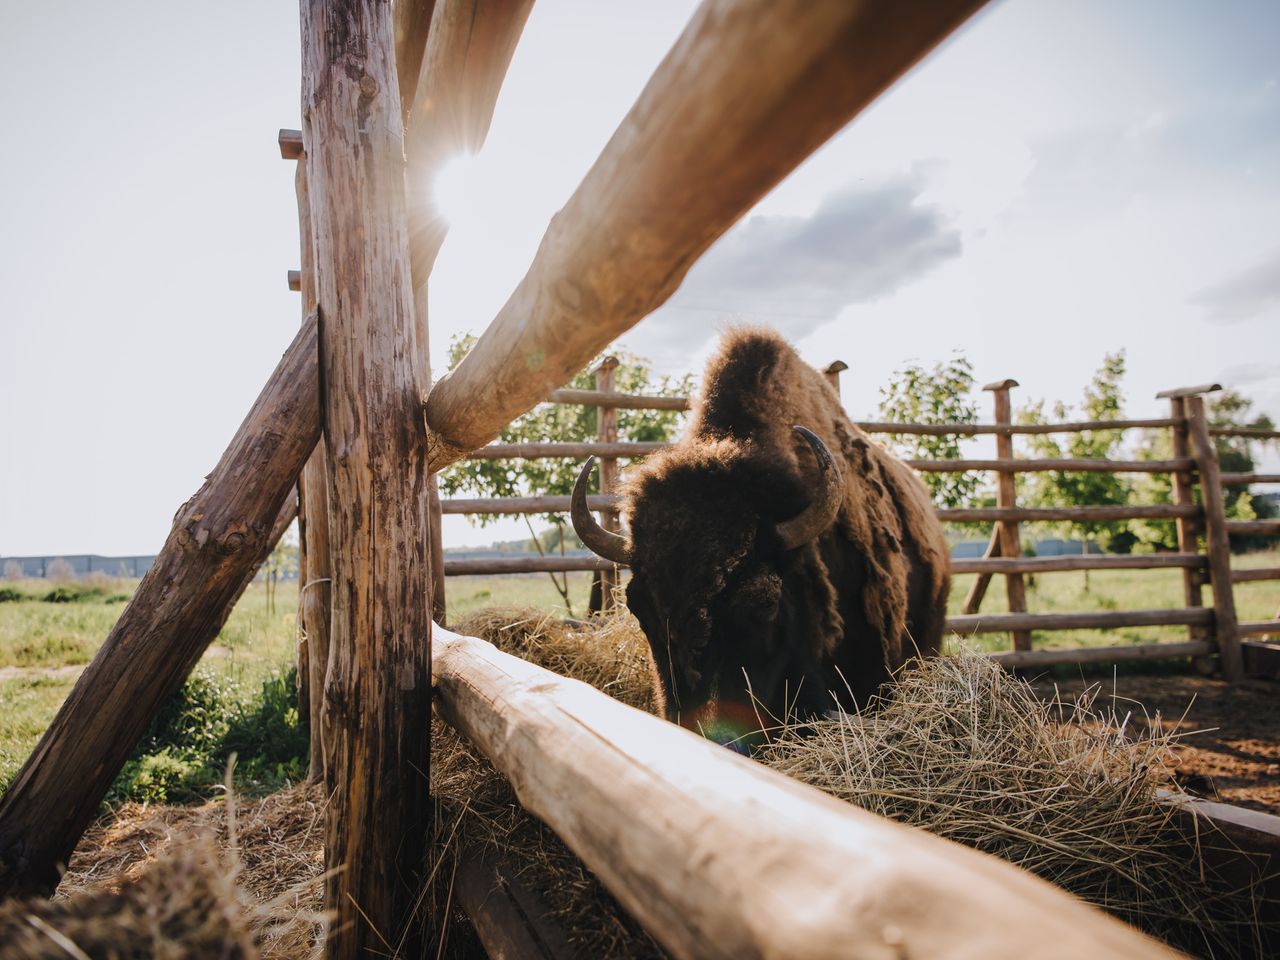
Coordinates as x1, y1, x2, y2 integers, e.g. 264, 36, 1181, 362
1166, 397, 1210, 657
1239, 620, 1280, 637
952, 553, 1206, 574
1186, 396, 1242, 680
432, 623, 1176, 960
0, 321, 320, 898
548, 387, 690, 411
293, 159, 331, 783
593, 357, 620, 611
859, 417, 1180, 436
441, 494, 620, 515
1233, 567, 1280, 583
300, 1, 434, 953
948, 608, 1213, 635
989, 640, 1213, 669
960, 528, 1000, 614
986, 382, 1030, 651
456, 843, 576, 960
469, 441, 667, 460
1156, 383, 1222, 399
1221, 472, 1280, 485
424, 0, 988, 470
404, 0, 535, 280
445, 555, 614, 576
937, 504, 1198, 523
1225, 519, 1280, 536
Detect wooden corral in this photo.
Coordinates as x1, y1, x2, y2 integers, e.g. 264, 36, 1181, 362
436, 370, 1279, 679
0, 1, 1276, 958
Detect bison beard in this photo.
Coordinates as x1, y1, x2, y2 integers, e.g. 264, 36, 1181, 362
574, 328, 950, 746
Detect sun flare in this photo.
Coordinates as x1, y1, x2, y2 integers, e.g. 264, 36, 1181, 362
431, 152, 486, 228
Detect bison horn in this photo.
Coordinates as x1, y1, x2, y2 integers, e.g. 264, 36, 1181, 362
571, 457, 631, 564
775, 426, 843, 551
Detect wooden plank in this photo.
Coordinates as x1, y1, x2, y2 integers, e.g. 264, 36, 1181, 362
952, 553, 1206, 575
1187, 396, 1243, 681
1243, 639, 1280, 679
1239, 620, 1280, 637
293, 160, 331, 784
547, 388, 691, 411
431, 623, 1176, 960
469, 441, 667, 460
442, 494, 620, 515
300, 1, 434, 954
1224, 519, 1280, 536
910, 457, 1194, 473
286, 269, 301, 291
1155, 383, 1222, 399
0, 319, 321, 898
857, 418, 1179, 436
456, 843, 577, 960
1221, 472, 1280, 485
988, 640, 1213, 669
947, 608, 1214, 634
445, 555, 615, 576
424, 0, 991, 470
594, 358, 621, 611
278, 127, 304, 159
937, 504, 1199, 523
392, 0, 437, 123
824, 360, 848, 397
1232, 567, 1280, 583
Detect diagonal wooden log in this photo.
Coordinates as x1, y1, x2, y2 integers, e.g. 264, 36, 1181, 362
424, 0, 990, 471
0, 319, 320, 899
300, 1, 435, 955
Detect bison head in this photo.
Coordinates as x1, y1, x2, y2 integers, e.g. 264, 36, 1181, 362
572, 426, 842, 748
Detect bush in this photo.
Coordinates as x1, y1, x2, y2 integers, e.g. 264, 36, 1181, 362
0, 587, 23, 603
41, 583, 110, 604
109, 667, 309, 805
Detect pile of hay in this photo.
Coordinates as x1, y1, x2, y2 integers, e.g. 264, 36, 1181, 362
1, 783, 327, 959
430, 608, 1269, 959
427, 608, 665, 958
757, 654, 1268, 959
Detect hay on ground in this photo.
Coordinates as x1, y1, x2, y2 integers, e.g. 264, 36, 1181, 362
430, 610, 1270, 959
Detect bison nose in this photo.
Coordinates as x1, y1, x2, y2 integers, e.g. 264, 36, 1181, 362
679, 702, 762, 754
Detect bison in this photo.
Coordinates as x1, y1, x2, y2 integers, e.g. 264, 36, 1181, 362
571, 328, 949, 744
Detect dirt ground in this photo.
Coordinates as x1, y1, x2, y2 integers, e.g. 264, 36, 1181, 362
1034, 672, 1280, 815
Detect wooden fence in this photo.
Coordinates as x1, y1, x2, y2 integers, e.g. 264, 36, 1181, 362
439, 367, 1280, 677
0, 2, 1274, 958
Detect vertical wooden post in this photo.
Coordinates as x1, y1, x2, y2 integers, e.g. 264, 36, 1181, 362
300, 1, 434, 954
595, 357, 621, 611
1166, 396, 1210, 670
984, 379, 1030, 652
1186, 395, 1243, 681
292, 157, 333, 783
824, 360, 848, 398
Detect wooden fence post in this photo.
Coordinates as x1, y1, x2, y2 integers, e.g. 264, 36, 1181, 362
289, 152, 333, 783
984, 379, 1031, 652
961, 528, 1001, 615
1164, 394, 1211, 671
593, 357, 621, 612
823, 360, 847, 398
1186, 395, 1243, 681
300, 0, 435, 953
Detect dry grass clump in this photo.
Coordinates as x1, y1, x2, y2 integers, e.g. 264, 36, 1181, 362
0, 832, 256, 959
25, 781, 329, 959
427, 607, 666, 959
756, 653, 1270, 959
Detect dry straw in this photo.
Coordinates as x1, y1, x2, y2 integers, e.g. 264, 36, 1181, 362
429, 609, 1270, 959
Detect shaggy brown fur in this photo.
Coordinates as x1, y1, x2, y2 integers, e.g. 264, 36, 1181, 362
622, 327, 949, 734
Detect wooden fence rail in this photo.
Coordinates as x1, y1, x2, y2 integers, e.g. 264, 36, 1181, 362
442, 372, 1277, 682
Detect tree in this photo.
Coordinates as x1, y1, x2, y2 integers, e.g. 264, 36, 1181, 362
876, 355, 983, 511
1018, 352, 1133, 582
438, 333, 694, 611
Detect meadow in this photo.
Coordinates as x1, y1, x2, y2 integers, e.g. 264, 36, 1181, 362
1, 553, 1276, 799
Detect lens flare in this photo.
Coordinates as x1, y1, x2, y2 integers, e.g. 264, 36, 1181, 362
431, 152, 485, 228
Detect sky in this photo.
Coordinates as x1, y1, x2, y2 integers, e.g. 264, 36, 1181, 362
1, 0, 1278, 556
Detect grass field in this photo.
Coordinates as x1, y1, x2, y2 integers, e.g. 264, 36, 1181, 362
1, 553, 1276, 793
